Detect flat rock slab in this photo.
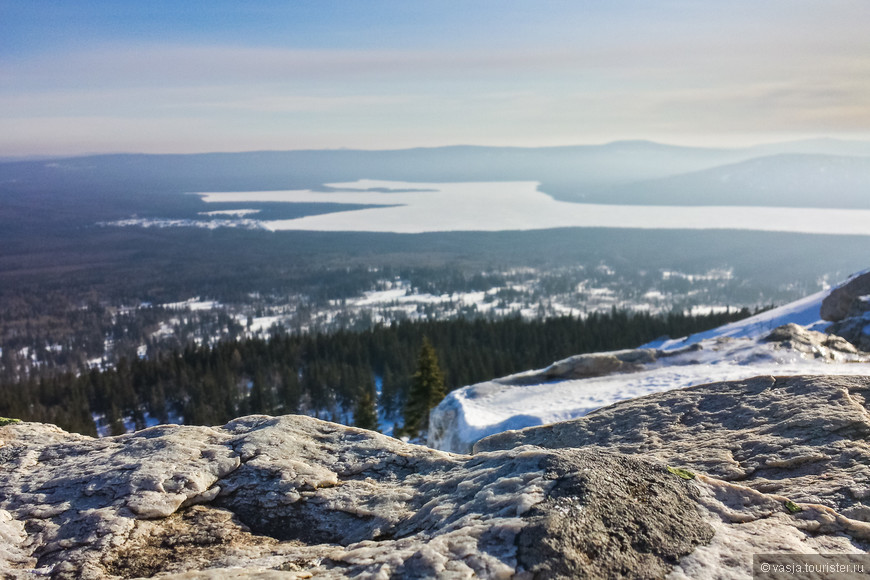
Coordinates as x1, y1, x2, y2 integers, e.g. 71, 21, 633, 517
2, 377, 870, 579
477, 375, 870, 515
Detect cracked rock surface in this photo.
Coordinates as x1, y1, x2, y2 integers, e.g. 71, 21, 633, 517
476, 375, 870, 511
1, 416, 710, 579
477, 375, 870, 576
3, 375, 870, 579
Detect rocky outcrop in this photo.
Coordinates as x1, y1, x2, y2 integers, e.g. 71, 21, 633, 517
827, 297, 870, 352
476, 375, 870, 575
429, 324, 870, 454
477, 375, 870, 513
821, 270, 870, 322
3, 389, 869, 579
514, 349, 659, 384
0, 416, 711, 579
819, 270, 870, 351
763, 322, 859, 358
530, 323, 866, 379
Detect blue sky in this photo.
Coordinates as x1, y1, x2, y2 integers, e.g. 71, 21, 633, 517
1, 1, 868, 155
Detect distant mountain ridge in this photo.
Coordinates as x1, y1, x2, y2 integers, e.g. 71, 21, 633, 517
3, 138, 870, 207
601, 153, 870, 209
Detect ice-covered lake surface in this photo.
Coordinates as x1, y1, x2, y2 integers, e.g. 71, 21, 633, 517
197, 179, 870, 235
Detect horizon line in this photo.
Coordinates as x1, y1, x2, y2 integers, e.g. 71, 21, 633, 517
3, 135, 870, 162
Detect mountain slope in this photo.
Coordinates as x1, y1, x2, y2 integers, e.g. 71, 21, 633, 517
429, 270, 870, 454
600, 154, 870, 208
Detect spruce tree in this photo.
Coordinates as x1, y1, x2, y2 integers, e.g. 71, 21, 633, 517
353, 378, 379, 432
402, 338, 446, 438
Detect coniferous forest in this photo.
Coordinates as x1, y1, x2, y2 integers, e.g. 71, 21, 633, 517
0, 308, 752, 437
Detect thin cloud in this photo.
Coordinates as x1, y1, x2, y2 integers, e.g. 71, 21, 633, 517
2, 0, 869, 154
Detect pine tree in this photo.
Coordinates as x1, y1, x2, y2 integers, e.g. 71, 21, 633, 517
107, 403, 126, 436
353, 378, 379, 432
280, 366, 302, 414
402, 338, 446, 438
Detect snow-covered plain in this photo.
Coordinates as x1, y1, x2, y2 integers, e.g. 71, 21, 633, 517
105, 217, 266, 230
161, 298, 222, 311
198, 209, 261, 217
339, 280, 558, 322
197, 179, 870, 235
428, 278, 870, 453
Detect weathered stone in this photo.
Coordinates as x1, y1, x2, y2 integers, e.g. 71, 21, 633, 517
515, 450, 713, 579
0, 416, 713, 579
505, 349, 658, 385
0, 508, 34, 571
827, 298, 870, 352
476, 375, 870, 513
476, 375, 870, 576
430, 330, 870, 455
102, 505, 280, 578
821, 270, 870, 321
763, 323, 860, 357
3, 376, 870, 578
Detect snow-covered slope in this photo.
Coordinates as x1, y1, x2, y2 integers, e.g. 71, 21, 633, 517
643, 288, 830, 350
429, 271, 870, 454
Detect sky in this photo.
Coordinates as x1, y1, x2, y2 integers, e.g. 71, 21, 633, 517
1, 0, 869, 156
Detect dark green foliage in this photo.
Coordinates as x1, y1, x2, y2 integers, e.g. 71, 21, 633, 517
353, 378, 379, 432
402, 338, 446, 438
0, 308, 753, 436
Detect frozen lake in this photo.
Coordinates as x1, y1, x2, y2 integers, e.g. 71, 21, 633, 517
197, 179, 870, 235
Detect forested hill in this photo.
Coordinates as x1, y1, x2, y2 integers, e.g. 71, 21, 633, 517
0, 308, 753, 436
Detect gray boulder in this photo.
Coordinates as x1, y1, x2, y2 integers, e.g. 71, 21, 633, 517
763, 322, 859, 357
827, 297, 870, 352
820, 270, 870, 322
477, 375, 870, 576
819, 269, 870, 351
484, 348, 668, 387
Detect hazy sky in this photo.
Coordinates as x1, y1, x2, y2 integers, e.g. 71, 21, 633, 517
2, 0, 869, 156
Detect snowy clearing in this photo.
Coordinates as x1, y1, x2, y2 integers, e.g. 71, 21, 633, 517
198, 209, 261, 217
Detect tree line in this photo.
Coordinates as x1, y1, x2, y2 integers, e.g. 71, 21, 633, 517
0, 307, 753, 437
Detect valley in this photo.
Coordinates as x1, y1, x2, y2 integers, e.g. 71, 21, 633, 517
2, 141, 870, 440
